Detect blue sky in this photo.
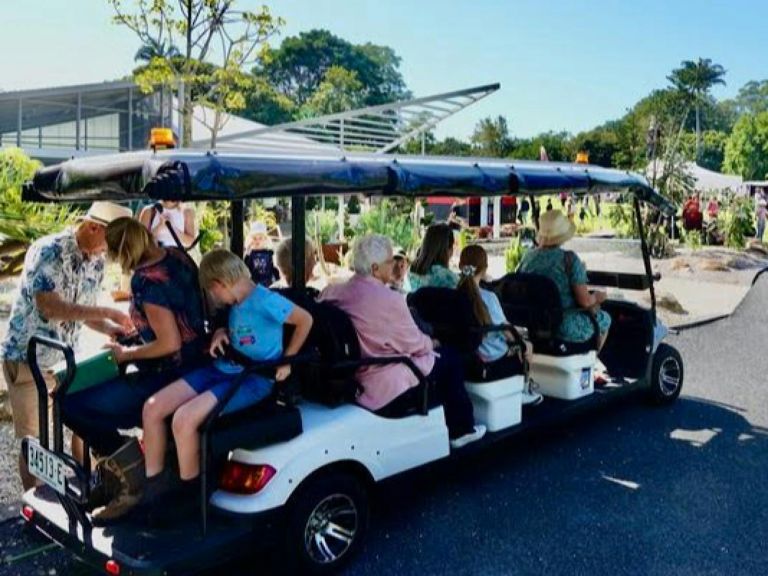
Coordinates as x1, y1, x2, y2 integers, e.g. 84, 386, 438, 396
2, 0, 767, 139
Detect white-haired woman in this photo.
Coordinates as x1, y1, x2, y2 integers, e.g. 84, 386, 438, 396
320, 234, 485, 449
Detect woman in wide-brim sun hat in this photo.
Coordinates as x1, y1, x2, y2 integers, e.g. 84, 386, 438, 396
518, 210, 612, 349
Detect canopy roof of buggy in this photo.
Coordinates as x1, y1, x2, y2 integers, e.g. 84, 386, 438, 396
23, 149, 675, 214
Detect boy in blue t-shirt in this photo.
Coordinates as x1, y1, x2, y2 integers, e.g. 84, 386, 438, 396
137, 249, 313, 509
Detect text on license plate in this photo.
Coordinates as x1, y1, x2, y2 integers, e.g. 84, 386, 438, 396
27, 441, 67, 495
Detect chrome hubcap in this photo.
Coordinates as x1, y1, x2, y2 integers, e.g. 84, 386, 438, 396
659, 357, 681, 396
304, 494, 358, 564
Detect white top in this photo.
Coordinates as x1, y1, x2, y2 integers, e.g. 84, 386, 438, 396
150, 206, 186, 247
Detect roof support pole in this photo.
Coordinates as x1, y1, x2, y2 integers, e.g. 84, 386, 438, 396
634, 196, 656, 323
230, 201, 244, 258
75, 93, 82, 151
493, 196, 501, 239
16, 98, 22, 147
292, 195, 306, 290
127, 87, 134, 150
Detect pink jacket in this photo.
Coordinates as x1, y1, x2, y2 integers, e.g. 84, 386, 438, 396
320, 274, 435, 410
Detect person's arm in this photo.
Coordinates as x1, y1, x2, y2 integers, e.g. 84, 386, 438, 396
275, 306, 313, 381
138, 206, 152, 230
36, 292, 131, 330
107, 303, 181, 364
178, 207, 198, 247
85, 318, 134, 338
572, 284, 607, 311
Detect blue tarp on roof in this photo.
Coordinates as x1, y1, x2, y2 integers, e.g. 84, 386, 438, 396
24, 150, 676, 214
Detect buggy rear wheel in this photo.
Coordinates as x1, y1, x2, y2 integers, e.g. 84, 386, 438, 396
648, 343, 684, 405
282, 471, 369, 575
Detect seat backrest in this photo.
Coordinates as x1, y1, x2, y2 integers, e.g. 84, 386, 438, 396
407, 287, 482, 354
491, 272, 563, 342
275, 288, 361, 406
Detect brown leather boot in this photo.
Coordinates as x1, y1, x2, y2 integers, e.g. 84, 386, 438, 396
91, 439, 145, 525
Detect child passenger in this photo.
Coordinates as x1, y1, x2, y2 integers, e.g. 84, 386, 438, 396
244, 221, 279, 286
456, 245, 541, 405
136, 249, 313, 515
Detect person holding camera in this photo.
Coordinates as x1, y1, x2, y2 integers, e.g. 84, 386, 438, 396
138, 201, 197, 249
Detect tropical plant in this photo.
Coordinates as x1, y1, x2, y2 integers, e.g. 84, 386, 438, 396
353, 201, 418, 251
308, 210, 340, 245
505, 235, 528, 273
721, 197, 754, 249
683, 229, 702, 251
0, 148, 80, 277
197, 202, 224, 253
605, 201, 639, 238
668, 58, 727, 161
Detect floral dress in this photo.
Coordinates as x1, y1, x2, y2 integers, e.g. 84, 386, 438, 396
408, 264, 459, 291
518, 247, 611, 343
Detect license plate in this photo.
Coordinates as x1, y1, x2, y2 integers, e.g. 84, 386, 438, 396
27, 441, 68, 495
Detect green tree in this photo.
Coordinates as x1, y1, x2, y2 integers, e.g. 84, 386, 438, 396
510, 131, 573, 161
667, 58, 727, 161
110, 0, 282, 146
134, 38, 180, 63
299, 66, 365, 117
471, 116, 513, 157
251, 29, 410, 125
723, 112, 768, 179
733, 80, 768, 116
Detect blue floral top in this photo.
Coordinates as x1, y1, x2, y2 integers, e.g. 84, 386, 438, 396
0, 229, 105, 368
408, 265, 459, 291
518, 247, 611, 343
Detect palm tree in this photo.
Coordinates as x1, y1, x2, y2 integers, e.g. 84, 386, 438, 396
134, 38, 181, 63
668, 58, 726, 162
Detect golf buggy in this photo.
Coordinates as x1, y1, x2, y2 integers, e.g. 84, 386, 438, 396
18, 150, 683, 575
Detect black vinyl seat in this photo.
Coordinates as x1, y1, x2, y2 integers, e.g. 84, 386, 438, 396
407, 287, 524, 382
489, 273, 599, 357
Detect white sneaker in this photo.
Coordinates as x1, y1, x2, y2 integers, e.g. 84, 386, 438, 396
522, 391, 543, 406
450, 425, 487, 449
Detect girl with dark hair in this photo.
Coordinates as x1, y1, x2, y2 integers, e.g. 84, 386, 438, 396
457, 245, 540, 404
409, 223, 459, 291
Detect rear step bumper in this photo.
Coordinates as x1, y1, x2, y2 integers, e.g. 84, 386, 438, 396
22, 486, 283, 575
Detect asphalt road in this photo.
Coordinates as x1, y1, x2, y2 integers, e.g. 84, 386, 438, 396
2, 272, 767, 576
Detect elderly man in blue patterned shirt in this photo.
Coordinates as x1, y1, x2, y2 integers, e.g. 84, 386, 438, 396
0, 201, 133, 490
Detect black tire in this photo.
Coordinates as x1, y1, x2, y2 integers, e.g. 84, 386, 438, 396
282, 471, 369, 575
648, 343, 684, 405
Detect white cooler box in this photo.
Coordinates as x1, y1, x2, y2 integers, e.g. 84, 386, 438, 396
530, 351, 596, 400
465, 375, 525, 432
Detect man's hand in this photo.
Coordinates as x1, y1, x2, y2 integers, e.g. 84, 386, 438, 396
209, 328, 230, 358
104, 308, 133, 333
275, 364, 291, 382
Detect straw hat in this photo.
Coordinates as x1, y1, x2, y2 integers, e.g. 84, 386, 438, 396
537, 209, 576, 247
80, 201, 133, 226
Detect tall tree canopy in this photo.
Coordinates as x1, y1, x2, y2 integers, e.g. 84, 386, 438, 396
723, 112, 768, 180
667, 58, 727, 160
248, 29, 410, 124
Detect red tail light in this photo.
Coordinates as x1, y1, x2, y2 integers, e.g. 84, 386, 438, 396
21, 505, 34, 522
219, 462, 276, 495
105, 560, 121, 575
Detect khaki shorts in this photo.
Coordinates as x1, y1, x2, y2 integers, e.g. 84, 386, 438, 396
2, 360, 56, 439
